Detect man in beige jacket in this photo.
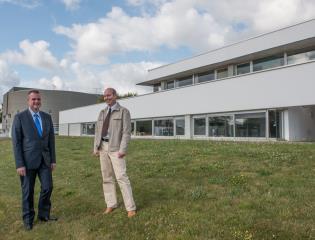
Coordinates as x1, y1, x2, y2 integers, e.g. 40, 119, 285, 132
93, 88, 136, 218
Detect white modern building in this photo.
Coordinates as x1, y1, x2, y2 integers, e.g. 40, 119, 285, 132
59, 19, 315, 141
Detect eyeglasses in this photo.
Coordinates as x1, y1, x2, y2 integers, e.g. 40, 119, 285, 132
31, 98, 41, 101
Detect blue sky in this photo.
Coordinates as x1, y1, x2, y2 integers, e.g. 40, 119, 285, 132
1, 0, 315, 103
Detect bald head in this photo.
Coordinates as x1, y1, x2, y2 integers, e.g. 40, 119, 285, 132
104, 88, 117, 106
104, 88, 117, 96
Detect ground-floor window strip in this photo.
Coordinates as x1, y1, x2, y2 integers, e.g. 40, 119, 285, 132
79, 109, 283, 139
81, 122, 95, 135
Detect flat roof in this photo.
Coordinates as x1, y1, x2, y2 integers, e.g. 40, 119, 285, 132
138, 18, 315, 86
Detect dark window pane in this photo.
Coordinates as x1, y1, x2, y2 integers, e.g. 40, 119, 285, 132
236, 63, 250, 75
194, 118, 206, 135
166, 81, 175, 89
235, 112, 266, 137
217, 68, 228, 79
131, 122, 135, 135
253, 55, 284, 71
176, 119, 185, 135
153, 83, 161, 92
208, 116, 234, 137
154, 119, 174, 136
82, 123, 95, 135
198, 70, 215, 83
136, 120, 152, 136
269, 110, 281, 138
177, 76, 192, 87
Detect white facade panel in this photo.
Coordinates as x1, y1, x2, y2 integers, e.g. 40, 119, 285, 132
60, 61, 315, 126
59, 124, 69, 136
130, 62, 315, 118
185, 115, 192, 139
147, 19, 315, 81
69, 123, 81, 136
60, 103, 104, 124
283, 110, 289, 141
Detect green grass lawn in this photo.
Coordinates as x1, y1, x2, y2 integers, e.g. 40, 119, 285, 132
0, 137, 315, 240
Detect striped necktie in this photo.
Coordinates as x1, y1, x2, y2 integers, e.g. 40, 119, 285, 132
34, 113, 43, 137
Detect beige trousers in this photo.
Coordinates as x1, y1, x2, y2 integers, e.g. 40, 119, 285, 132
99, 142, 136, 211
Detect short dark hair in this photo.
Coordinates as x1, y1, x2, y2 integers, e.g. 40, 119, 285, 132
28, 89, 40, 95
105, 88, 117, 96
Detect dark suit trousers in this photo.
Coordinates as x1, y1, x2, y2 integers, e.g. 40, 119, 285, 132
20, 160, 53, 224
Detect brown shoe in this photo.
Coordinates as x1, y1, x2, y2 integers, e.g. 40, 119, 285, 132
103, 207, 116, 214
127, 210, 136, 218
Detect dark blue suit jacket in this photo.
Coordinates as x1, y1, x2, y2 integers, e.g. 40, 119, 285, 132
12, 109, 56, 170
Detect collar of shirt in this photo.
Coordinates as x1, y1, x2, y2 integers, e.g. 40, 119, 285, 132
107, 102, 119, 112
29, 107, 43, 129
29, 107, 41, 119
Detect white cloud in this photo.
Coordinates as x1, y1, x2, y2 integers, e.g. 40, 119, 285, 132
65, 61, 160, 95
54, 0, 315, 65
126, 0, 167, 7
196, 0, 315, 34
0, 59, 20, 100
2, 39, 59, 70
98, 61, 161, 94
61, 0, 80, 11
38, 76, 65, 90
2, 0, 315, 101
253, 0, 315, 31
60, 58, 69, 69
54, 3, 225, 64
0, 0, 40, 8
28, 61, 160, 95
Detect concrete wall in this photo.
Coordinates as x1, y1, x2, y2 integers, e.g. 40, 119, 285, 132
1, 88, 99, 135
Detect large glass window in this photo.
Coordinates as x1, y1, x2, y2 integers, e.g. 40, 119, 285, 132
287, 49, 315, 65
166, 80, 175, 89
253, 55, 284, 72
131, 122, 135, 135
82, 123, 95, 135
153, 83, 161, 92
235, 62, 250, 75
269, 110, 281, 138
194, 118, 206, 135
217, 68, 228, 79
175, 119, 185, 135
235, 112, 266, 137
136, 120, 152, 136
208, 116, 234, 137
154, 119, 174, 136
176, 76, 193, 87
197, 70, 215, 83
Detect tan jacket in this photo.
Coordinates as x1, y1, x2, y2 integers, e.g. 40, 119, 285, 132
94, 103, 131, 154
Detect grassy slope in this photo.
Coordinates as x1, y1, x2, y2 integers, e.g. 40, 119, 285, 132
0, 137, 314, 240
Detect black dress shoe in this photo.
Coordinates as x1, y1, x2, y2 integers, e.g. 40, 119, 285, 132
24, 223, 33, 231
38, 216, 58, 222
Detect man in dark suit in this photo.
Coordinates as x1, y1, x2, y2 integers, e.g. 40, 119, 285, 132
12, 89, 57, 231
